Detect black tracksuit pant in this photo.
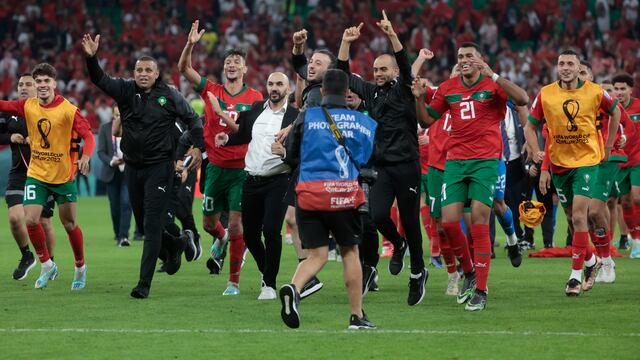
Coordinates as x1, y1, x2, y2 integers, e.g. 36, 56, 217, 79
242, 173, 289, 288
359, 211, 380, 268
126, 161, 174, 288
370, 160, 425, 273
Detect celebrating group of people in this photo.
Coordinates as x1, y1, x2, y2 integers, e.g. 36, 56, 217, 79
2, 10, 639, 330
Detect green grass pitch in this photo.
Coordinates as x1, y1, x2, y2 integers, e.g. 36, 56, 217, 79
0, 197, 638, 359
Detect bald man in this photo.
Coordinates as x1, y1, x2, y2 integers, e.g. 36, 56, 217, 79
212, 72, 300, 300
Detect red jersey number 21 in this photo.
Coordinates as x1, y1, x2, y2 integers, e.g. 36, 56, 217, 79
219, 110, 238, 127
460, 101, 476, 120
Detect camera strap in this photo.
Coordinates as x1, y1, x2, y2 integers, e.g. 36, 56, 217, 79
321, 106, 360, 172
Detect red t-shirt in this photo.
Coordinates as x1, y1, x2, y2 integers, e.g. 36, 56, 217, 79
427, 75, 507, 160
418, 87, 436, 174
623, 97, 640, 166
426, 114, 450, 171
599, 104, 635, 163
199, 79, 263, 168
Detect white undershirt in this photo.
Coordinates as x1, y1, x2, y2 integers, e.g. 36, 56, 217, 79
504, 108, 520, 161
244, 101, 290, 176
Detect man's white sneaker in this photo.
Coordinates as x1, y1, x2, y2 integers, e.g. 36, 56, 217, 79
446, 271, 460, 296
258, 284, 277, 300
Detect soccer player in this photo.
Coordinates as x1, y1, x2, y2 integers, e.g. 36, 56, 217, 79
525, 50, 621, 296
0, 63, 95, 290
611, 73, 640, 258
415, 42, 529, 311
178, 20, 263, 295
1, 73, 58, 280
578, 65, 633, 284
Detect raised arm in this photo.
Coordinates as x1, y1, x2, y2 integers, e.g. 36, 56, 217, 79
82, 34, 132, 102
291, 30, 309, 80
411, 49, 434, 77
178, 20, 206, 87
377, 10, 402, 53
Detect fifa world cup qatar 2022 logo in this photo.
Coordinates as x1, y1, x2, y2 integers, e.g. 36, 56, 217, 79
563, 99, 579, 132
37, 118, 52, 149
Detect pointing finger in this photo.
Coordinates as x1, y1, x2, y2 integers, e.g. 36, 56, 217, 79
382, 9, 388, 21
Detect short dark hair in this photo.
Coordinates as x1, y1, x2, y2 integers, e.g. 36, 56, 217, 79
313, 49, 337, 69
32, 63, 57, 79
322, 69, 348, 96
581, 61, 592, 71
601, 79, 612, 85
559, 49, 581, 59
612, 73, 634, 87
19, 72, 33, 79
223, 49, 247, 62
136, 56, 158, 65
460, 42, 482, 55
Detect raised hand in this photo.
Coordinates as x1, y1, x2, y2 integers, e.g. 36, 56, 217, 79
292, 29, 308, 46
81, 34, 100, 56
418, 48, 434, 60
376, 10, 396, 37
342, 23, 364, 43
471, 55, 495, 77
188, 20, 205, 45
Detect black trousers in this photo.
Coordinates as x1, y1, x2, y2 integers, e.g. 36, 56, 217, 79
242, 173, 289, 288
174, 170, 198, 235
504, 157, 528, 239
359, 211, 380, 268
370, 160, 425, 273
126, 161, 174, 288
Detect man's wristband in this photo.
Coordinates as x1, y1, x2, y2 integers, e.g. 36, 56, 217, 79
491, 73, 500, 82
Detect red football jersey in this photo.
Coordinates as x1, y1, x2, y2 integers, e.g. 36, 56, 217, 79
622, 97, 640, 166
199, 79, 263, 168
599, 103, 634, 163
418, 87, 437, 174
426, 113, 451, 170
419, 128, 429, 174
427, 75, 507, 160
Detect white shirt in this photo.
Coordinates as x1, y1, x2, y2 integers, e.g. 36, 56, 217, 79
504, 108, 520, 161
244, 101, 290, 176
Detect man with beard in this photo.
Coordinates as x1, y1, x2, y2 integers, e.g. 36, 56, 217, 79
212, 72, 298, 300
178, 20, 263, 295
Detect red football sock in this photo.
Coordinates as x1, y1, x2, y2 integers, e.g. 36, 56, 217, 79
439, 232, 457, 274
571, 232, 589, 271
228, 234, 244, 284
428, 217, 440, 256
213, 222, 226, 240
67, 226, 85, 267
632, 205, 640, 239
471, 224, 491, 292
592, 230, 609, 258
441, 221, 473, 273
599, 231, 612, 258
420, 206, 430, 235
622, 206, 639, 239
27, 224, 50, 263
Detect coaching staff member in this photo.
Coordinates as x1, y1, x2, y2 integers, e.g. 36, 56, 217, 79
211, 72, 298, 300
337, 13, 428, 306
82, 34, 204, 299
277, 69, 377, 329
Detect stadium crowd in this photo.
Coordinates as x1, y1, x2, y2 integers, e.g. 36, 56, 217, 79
1, 0, 640, 132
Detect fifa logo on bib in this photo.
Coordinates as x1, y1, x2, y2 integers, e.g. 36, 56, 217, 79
562, 99, 579, 132
37, 118, 52, 149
